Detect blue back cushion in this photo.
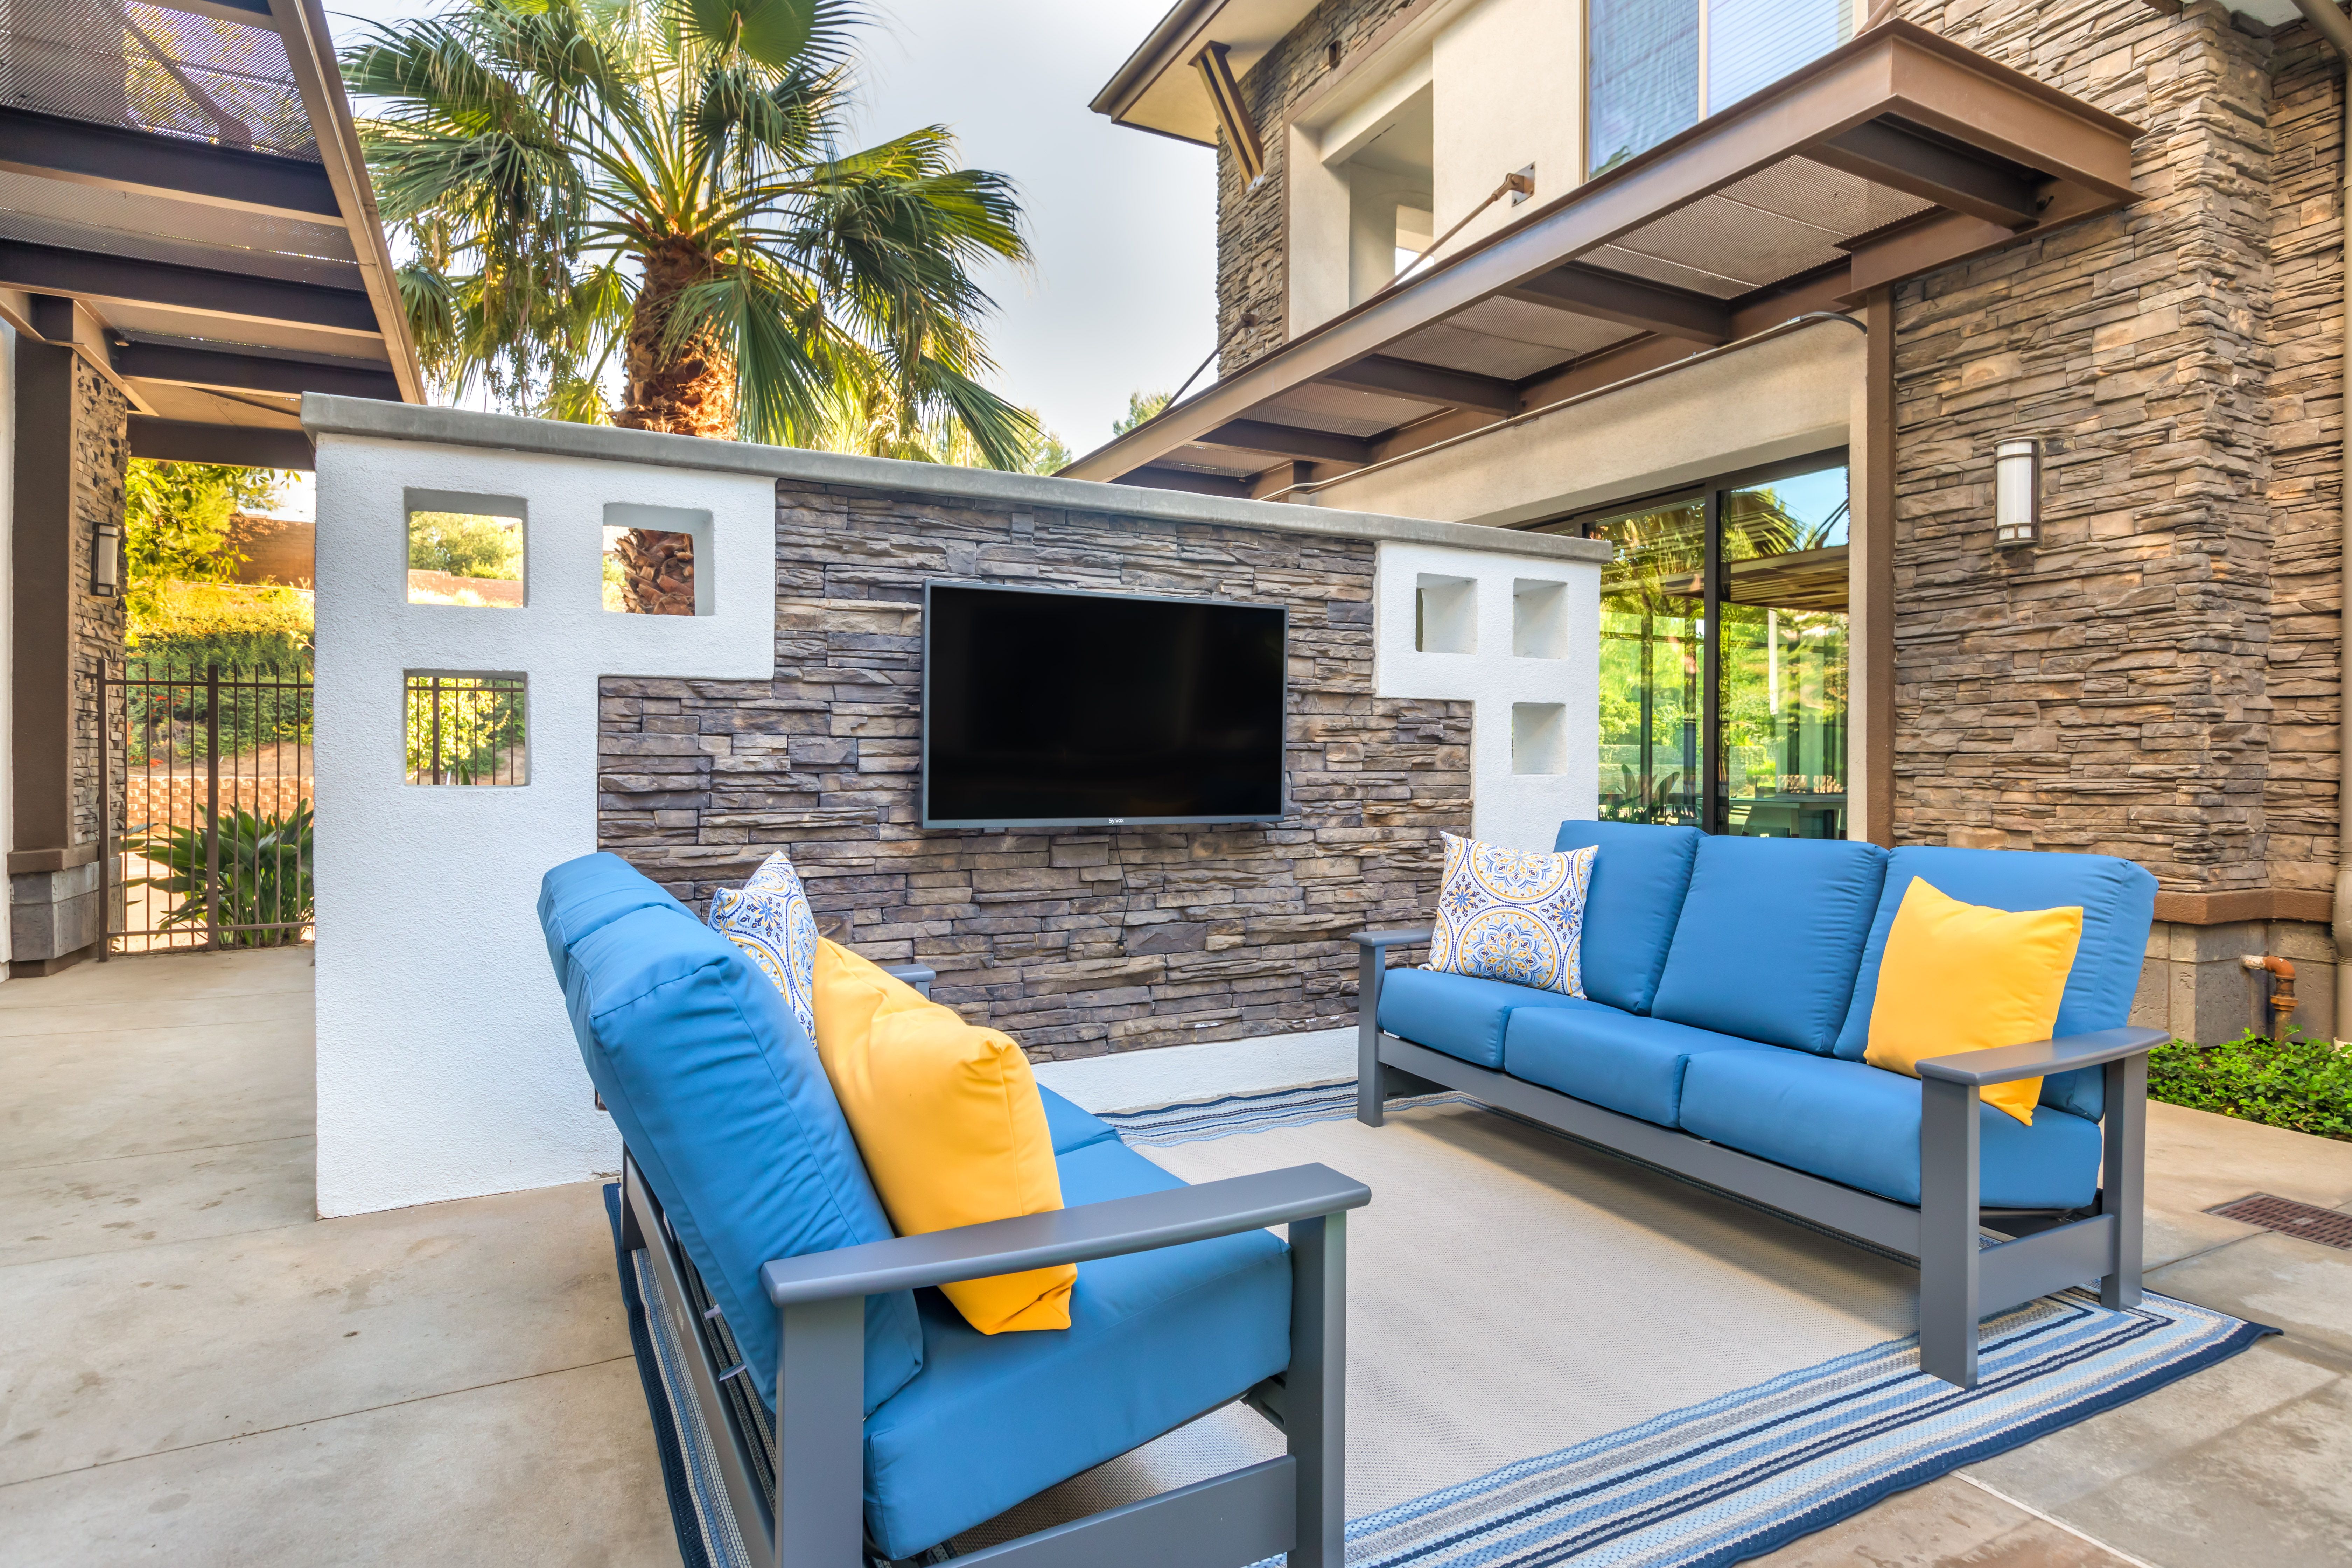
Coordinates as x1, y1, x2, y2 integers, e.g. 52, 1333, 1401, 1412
1650, 836, 1888, 1054
1550, 821, 1702, 1014
556, 899, 924, 1415
537, 851, 694, 989
1832, 846, 2158, 1120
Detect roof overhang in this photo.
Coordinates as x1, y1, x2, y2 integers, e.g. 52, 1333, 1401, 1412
1089, 0, 1317, 145
0, 0, 422, 469
1066, 21, 2141, 496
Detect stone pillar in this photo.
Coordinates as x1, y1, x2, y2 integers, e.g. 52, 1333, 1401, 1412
8, 334, 129, 975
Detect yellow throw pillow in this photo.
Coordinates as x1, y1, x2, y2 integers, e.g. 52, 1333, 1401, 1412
1864, 878, 2083, 1127
810, 939, 1073, 1333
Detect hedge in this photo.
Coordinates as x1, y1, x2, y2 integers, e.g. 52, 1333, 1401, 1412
2147, 1033, 2352, 1143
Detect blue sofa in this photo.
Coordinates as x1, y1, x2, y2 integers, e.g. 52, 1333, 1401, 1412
541, 853, 1368, 1568
1353, 822, 2163, 1388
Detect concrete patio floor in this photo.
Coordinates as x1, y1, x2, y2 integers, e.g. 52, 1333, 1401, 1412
4, 951, 2348, 1566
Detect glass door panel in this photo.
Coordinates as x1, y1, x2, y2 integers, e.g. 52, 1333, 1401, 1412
1588, 498, 1707, 826
1716, 465, 1849, 838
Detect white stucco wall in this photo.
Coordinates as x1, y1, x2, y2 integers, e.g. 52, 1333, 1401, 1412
1316, 318, 1864, 526
311, 436, 775, 1216
1376, 539, 1601, 852
304, 399, 1609, 1215
0, 318, 13, 973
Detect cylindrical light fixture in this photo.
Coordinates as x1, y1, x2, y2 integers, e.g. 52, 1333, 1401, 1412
93, 520, 121, 595
1995, 439, 2039, 546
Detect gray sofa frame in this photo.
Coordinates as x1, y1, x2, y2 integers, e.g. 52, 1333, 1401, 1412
1352, 929, 2161, 1388
616, 965, 1370, 1568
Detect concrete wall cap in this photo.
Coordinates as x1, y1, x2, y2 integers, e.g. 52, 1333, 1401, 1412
299, 394, 1612, 565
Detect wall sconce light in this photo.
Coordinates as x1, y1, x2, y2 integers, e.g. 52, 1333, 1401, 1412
93, 520, 121, 595
1995, 439, 2039, 546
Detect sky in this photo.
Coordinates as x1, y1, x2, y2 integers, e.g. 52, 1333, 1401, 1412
321, 0, 1218, 458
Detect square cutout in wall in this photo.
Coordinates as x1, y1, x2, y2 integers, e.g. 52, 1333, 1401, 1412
1416, 574, 1476, 653
1512, 702, 1566, 776
407, 491, 524, 608
1513, 578, 1568, 659
405, 671, 528, 785
603, 503, 713, 615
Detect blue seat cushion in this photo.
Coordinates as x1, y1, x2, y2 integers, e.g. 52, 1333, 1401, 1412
1039, 1085, 1122, 1154
1550, 821, 1702, 1015
558, 898, 924, 1417
1831, 846, 2158, 1121
538, 851, 693, 988
1504, 1005, 1773, 1127
1679, 1048, 2103, 1210
1379, 965, 1608, 1068
1650, 836, 1887, 1055
862, 1136, 1290, 1559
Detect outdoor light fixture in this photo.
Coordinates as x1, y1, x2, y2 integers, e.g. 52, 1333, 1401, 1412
93, 520, 120, 595
1995, 439, 2039, 546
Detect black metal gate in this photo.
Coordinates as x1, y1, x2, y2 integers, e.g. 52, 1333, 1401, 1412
102, 659, 314, 955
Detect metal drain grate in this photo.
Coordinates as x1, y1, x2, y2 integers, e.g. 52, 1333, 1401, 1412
2206, 1192, 2352, 1250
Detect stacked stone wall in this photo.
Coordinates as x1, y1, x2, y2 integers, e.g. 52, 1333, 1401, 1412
1885, 1, 2294, 896
71, 356, 129, 855
1215, 0, 1418, 374
598, 487, 1471, 1061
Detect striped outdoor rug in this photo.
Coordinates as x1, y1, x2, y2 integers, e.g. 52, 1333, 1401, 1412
610, 1079, 2268, 1568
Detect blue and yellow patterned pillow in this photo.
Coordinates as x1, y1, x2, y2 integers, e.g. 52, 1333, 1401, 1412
1427, 831, 1596, 996
707, 850, 821, 1041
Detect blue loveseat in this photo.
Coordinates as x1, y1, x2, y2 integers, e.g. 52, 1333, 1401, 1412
541, 853, 1367, 1568
1353, 822, 2163, 1387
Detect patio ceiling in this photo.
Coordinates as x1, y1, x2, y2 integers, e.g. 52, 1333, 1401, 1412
1064, 22, 2140, 498
0, 0, 420, 469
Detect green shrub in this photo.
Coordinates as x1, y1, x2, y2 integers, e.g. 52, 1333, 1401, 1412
128, 804, 314, 948
2147, 1032, 2352, 1143
408, 510, 521, 579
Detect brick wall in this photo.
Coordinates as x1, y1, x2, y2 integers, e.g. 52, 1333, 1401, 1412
1216, 0, 1419, 373
597, 485, 1471, 1060
1884, 1, 2337, 901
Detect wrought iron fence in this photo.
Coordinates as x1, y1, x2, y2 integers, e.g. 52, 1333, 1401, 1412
405, 673, 528, 785
104, 658, 314, 954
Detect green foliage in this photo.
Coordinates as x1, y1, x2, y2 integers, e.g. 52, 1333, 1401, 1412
2148, 1032, 2352, 1143
408, 677, 526, 784
343, 0, 1039, 466
128, 804, 315, 948
124, 460, 290, 624
408, 510, 523, 578
1113, 389, 1170, 435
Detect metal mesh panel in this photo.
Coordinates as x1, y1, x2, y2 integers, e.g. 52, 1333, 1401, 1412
1724, 158, 1936, 243
0, 0, 318, 161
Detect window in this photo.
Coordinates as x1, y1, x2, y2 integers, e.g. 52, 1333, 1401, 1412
405, 672, 528, 786
407, 491, 525, 608
1587, 0, 1854, 177
1539, 454, 1849, 838
603, 503, 711, 615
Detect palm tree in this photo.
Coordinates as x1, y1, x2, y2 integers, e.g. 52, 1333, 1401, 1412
342, 0, 1036, 468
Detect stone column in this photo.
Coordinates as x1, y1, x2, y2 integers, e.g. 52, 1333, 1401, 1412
9, 335, 129, 975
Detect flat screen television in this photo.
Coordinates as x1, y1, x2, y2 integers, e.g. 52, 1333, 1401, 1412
922, 581, 1288, 829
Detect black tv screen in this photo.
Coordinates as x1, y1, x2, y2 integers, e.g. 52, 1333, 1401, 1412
923, 582, 1287, 828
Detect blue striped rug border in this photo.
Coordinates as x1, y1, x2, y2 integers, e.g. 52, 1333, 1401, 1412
604, 1183, 716, 1568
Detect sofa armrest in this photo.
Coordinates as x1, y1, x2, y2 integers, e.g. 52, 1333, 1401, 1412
760, 1163, 1371, 1307
880, 962, 936, 997
1917, 1025, 2168, 1089
1349, 927, 1433, 954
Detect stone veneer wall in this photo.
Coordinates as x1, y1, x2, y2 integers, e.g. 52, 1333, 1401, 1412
1889, 1, 2343, 1040
1216, 0, 1416, 372
597, 484, 1471, 1060
72, 356, 129, 854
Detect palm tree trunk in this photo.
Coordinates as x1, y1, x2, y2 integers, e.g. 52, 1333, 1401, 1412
610, 243, 733, 614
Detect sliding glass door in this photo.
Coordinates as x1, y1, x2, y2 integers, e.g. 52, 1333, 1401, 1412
1546, 454, 1850, 838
